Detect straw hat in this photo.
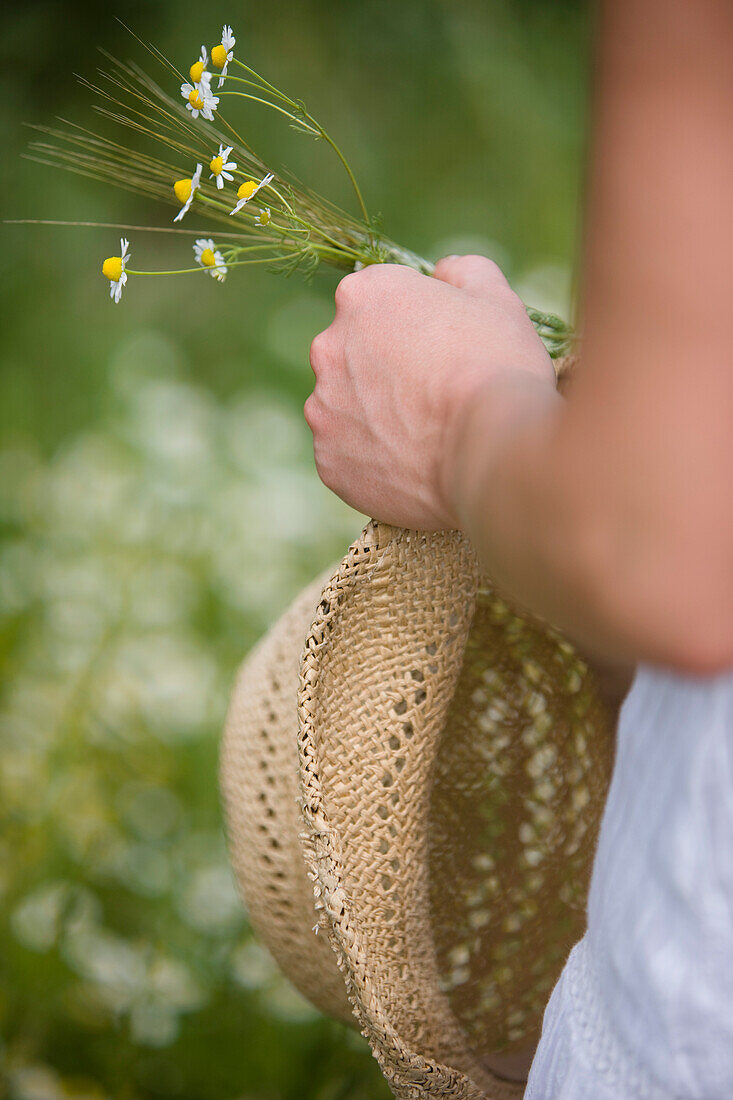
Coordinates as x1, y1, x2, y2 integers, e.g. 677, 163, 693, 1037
220, 357, 616, 1099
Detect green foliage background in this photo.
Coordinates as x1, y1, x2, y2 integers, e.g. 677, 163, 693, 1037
0, 2, 588, 1097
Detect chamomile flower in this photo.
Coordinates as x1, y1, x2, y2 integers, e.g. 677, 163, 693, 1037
173, 163, 203, 222
230, 173, 275, 215
189, 46, 208, 86
102, 238, 130, 304
209, 144, 237, 189
255, 207, 271, 226
211, 25, 235, 87
193, 238, 227, 282
180, 70, 219, 121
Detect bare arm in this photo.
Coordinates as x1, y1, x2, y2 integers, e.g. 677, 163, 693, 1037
447, 0, 733, 670
306, 0, 733, 673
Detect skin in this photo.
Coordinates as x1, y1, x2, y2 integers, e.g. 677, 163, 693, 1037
306, 0, 733, 676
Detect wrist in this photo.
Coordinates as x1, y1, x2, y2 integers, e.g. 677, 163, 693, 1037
438, 371, 562, 532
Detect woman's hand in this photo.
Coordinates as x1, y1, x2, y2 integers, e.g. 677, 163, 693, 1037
305, 254, 556, 529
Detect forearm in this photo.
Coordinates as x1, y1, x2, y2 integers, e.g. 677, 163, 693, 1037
446, 378, 627, 664
449, 376, 732, 671
446, 0, 733, 672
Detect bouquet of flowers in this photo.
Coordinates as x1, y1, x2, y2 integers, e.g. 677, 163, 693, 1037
25, 22, 573, 357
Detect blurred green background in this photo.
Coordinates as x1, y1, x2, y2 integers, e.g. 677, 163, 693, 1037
0, 2, 589, 1097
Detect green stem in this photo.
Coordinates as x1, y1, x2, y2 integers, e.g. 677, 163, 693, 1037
263, 183, 293, 212
288, 218, 364, 259
229, 58, 369, 228
526, 306, 570, 332
227, 197, 364, 260
217, 90, 319, 132
127, 256, 288, 275
308, 124, 370, 229
215, 72, 295, 107
231, 58, 286, 100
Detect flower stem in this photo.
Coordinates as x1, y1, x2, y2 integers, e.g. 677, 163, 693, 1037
127, 256, 287, 275
229, 58, 370, 229
217, 91, 319, 133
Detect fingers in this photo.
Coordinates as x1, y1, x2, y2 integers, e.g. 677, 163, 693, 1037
433, 254, 510, 295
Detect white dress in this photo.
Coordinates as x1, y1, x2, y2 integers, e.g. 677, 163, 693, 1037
525, 665, 733, 1100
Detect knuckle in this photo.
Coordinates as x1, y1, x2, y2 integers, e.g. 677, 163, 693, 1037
303, 393, 319, 430
334, 271, 361, 308
309, 330, 331, 374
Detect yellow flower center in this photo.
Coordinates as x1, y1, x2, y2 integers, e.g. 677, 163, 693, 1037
102, 257, 123, 282
174, 178, 193, 205
258, 208, 271, 226
189, 60, 205, 83
237, 180, 258, 201
200, 248, 217, 267
211, 44, 229, 69
210, 155, 224, 177
188, 88, 204, 110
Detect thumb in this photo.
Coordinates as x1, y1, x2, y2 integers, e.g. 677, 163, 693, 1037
433, 253, 510, 295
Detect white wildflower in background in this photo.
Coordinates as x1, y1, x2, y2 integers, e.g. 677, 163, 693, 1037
188, 46, 208, 86
209, 144, 237, 190
255, 207, 271, 226
230, 173, 274, 215
102, 238, 130, 303
211, 25, 235, 87
193, 239, 227, 281
180, 71, 218, 121
173, 164, 202, 223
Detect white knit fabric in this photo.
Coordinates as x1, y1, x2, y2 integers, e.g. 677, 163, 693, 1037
525, 665, 733, 1099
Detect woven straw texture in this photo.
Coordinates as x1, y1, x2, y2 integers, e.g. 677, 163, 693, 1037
297, 523, 613, 1098
220, 354, 615, 1100
221, 571, 353, 1022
